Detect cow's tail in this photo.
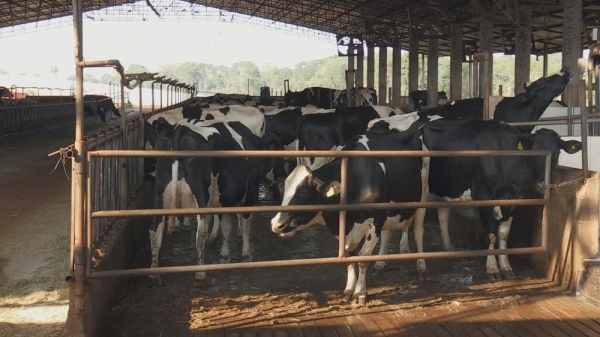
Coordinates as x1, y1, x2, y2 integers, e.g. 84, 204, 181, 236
166, 125, 184, 234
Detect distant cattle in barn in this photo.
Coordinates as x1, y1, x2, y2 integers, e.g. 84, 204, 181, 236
150, 120, 283, 287
84, 95, 121, 120
409, 90, 448, 110
284, 87, 377, 108
415, 68, 571, 133
271, 121, 424, 304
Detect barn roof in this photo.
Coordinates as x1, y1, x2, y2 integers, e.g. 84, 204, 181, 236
1, 0, 599, 56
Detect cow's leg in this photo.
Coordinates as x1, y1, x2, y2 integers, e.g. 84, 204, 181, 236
437, 207, 453, 250
208, 215, 220, 244
399, 229, 411, 253
194, 214, 210, 288
341, 217, 373, 303
373, 229, 392, 271
237, 214, 244, 242
413, 208, 427, 280
485, 233, 500, 281
498, 217, 515, 279
353, 220, 380, 306
219, 214, 232, 263
240, 214, 253, 262
480, 207, 501, 280
342, 261, 357, 303
149, 218, 165, 286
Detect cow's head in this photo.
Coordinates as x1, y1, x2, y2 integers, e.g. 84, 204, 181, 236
271, 165, 340, 237
523, 67, 571, 100
438, 91, 448, 100
526, 128, 581, 190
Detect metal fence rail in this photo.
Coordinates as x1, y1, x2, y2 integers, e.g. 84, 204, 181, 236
0, 102, 77, 137
85, 148, 552, 280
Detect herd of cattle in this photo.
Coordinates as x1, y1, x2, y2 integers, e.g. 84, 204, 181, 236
142, 68, 581, 304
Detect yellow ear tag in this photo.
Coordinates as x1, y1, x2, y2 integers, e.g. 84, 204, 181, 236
326, 186, 336, 198
517, 142, 523, 150
571, 145, 576, 150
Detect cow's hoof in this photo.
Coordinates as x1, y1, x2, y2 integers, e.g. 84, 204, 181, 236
399, 246, 411, 254
417, 270, 427, 281
341, 293, 353, 304
501, 269, 516, 279
351, 295, 367, 307
486, 271, 501, 281
193, 279, 209, 288
242, 254, 253, 262
219, 256, 231, 264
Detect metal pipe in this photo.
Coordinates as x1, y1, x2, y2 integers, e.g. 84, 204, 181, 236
580, 80, 589, 178
338, 157, 348, 258
91, 198, 547, 219
120, 80, 128, 209
542, 153, 551, 250
71, 0, 86, 313
160, 83, 163, 109
88, 247, 545, 279
567, 83, 573, 136
508, 118, 600, 127
88, 149, 550, 158
86, 157, 93, 278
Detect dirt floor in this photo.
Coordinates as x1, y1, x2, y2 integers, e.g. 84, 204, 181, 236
0, 114, 124, 337
98, 184, 547, 337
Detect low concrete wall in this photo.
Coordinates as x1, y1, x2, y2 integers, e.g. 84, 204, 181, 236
524, 168, 599, 291
66, 182, 152, 337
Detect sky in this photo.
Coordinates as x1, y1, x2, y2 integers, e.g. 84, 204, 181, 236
1, 18, 338, 78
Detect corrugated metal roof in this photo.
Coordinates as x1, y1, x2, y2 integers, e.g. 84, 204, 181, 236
1, 0, 599, 56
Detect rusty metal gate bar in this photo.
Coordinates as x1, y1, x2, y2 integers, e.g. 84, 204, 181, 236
85, 149, 551, 280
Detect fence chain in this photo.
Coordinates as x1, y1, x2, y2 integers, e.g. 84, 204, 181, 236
545, 176, 587, 190
49, 144, 75, 180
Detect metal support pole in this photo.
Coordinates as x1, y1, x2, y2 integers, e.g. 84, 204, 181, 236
579, 80, 589, 178
71, 0, 86, 313
160, 83, 163, 109
338, 157, 348, 258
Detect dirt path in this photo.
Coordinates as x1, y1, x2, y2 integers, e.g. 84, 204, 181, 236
0, 114, 127, 337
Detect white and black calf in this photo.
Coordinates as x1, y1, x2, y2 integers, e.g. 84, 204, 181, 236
418, 119, 581, 280
271, 122, 424, 304
150, 119, 281, 287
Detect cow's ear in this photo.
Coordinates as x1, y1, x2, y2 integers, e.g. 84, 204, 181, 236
319, 181, 341, 198
560, 139, 582, 154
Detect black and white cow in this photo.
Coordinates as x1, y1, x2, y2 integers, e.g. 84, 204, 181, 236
271, 120, 424, 304
144, 105, 266, 178
410, 90, 448, 110
296, 105, 404, 166
418, 119, 582, 280
150, 119, 281, 287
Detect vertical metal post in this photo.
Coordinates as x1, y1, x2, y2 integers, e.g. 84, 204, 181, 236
86, 156, 93, 277
151, 82, 155, 112
542, 153, 551, 250
567, 83, 573, 136
160, 83, 163, 109
338, 157, 348, 258
579, 80, 589, 178
543, 42, 549, 77
120, 83, 128, 208
499, 85, 503, 96
345, 71, 354, 107
71, 0, 86, 313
